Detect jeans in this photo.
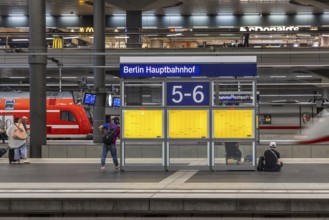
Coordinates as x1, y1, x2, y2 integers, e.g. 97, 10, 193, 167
101, 143, 118, 167
14, 143, 27, 160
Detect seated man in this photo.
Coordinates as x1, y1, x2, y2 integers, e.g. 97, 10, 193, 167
263, 142, 283, 172
225, 142, 242, 164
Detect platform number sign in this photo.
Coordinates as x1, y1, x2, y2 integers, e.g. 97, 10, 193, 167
167, 82, 209, 106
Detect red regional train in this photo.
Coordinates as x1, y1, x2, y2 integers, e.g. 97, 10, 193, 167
0, 91, 93, 139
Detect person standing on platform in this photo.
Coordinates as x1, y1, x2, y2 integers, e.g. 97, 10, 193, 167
6, 117, 30, 164
243, 26, 250, 47
263, 142, 283, 172
99, 117, 121, 172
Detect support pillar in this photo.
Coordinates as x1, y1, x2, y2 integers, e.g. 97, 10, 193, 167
126, 11, 142, 48
93, 0, 106, 143
28, 0, 47, 158
323, 88, 328, 102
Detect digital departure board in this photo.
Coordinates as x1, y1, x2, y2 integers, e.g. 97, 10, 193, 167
123, 110, 163, 138
213, 109, 254, 139
168, 110, 208, 138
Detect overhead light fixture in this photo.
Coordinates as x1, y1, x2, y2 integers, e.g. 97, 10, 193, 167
61, 77, 78, 79
63, 36, 79, 39
143, 26, 157, 29
192, 26, 209, 29
244, 13, 259, 15
167, 33, 182, 37
9, 77, 26, 79
8, 14, 25, 16
270, 76, 287, 78
114, 36, 129, 39
11, 39, 29, 42
168, 26, 183, 29
217, 13, 233, 16
296, 75, 313, 78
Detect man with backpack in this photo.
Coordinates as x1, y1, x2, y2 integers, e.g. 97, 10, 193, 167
263, 141, 283, 172
99, 117, 120, 173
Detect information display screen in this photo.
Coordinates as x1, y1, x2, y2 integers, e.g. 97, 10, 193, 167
123, 110, 163, 138
213, 109, 254, 139
83, 93, 96, 105
168, 110, 208, 138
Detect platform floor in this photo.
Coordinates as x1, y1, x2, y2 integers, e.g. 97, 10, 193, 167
0, 158, 329, 195
1, 158, 329, 216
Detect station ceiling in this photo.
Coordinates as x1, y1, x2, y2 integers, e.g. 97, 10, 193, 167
1, 0, 329, 93
1, 0, 329, 16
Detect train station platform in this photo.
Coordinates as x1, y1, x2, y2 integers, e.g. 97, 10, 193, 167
1, 158, 329, 217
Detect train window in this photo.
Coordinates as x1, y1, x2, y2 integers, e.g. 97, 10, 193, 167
5, 99, 15, 110
60, 111, 76, 122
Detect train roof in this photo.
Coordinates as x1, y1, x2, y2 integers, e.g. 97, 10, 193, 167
0, 91, 74, 99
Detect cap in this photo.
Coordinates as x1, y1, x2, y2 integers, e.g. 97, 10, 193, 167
269, 141, 276, 148
22, 116, 28, 119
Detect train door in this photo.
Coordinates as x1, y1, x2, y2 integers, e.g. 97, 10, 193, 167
0, 115, 14, 129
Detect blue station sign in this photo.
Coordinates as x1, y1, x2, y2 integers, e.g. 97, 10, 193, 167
120, 63, 256, 78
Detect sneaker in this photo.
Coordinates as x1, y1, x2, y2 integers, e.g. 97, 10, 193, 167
23, 161, 30, 164
100, 167, 105, 173
115, 165, 120, 169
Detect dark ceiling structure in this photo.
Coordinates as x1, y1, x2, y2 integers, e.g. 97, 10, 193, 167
0, 0, 329, 92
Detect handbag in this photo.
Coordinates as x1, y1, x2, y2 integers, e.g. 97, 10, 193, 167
12, 124, 27, 140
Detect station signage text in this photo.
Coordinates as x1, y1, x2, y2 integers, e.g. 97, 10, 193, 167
240, 26, 299, 32
120, 63, 257, 77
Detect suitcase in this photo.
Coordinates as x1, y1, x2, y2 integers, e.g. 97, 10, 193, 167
0, 148, 6, 158
8, 148, 18, 164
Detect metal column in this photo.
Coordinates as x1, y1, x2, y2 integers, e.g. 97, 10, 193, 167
93, 0, 106, 143
28, 0, 47, 158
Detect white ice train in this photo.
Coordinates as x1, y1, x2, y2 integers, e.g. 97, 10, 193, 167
295, 109, 329, 144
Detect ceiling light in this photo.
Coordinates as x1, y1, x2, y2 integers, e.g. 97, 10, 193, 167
143, 26, 157, 29
270, 76, 287, 78
63, 36, 79, 39
8, 14, 25, 16
115, 36, 129, 39
296, 75, 313, 78
193, 26, 209, 29
9, 77, 26, 79
61, 77, 78, 79
11, 39, 29, 41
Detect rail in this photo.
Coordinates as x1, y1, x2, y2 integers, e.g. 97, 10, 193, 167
0, 47, 329, 68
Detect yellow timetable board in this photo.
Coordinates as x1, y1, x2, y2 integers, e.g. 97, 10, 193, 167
214, 109, 254, 138
168, 110, 208, 138
123, 110, 163, 138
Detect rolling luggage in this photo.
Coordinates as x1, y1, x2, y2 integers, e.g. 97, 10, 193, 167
8, 148, 18, 164
0, 148, 6, 158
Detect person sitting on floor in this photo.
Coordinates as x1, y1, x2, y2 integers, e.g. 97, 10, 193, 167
263, 141, 283, 172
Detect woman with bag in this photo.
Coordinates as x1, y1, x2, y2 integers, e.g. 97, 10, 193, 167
6, 117, 30, 164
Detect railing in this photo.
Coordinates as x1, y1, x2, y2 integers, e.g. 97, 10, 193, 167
0, 47, 329, 68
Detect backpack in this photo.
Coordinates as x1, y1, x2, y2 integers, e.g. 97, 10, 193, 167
102, 127, 117, 145
257, 155, 265, 171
